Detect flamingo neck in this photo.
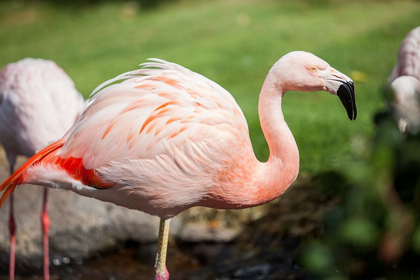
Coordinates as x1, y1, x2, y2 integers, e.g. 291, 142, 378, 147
262, 72, 299, 156
202, 70, 300, 210
251, 72, 300, 205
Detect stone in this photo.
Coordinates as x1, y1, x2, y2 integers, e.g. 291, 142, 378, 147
175, 222, 238, 243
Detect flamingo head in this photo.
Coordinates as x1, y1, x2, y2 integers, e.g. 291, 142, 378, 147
271, 51, 357, 120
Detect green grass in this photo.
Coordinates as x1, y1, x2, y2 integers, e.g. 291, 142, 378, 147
0, 0, 419, 174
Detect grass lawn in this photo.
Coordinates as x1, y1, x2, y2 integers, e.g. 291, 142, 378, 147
0, 0, 419, 174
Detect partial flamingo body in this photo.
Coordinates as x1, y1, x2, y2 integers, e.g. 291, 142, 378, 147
389, 26, 420, 133
0, 51, 356, 279
0, 58, 86, 280
390, 26, 420, 82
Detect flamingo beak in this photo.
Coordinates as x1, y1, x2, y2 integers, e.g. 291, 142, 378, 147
337, 81, 357, 120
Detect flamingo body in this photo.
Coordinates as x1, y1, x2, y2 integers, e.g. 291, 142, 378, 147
0, 52, 357, 279
0, 58, 85, 161
390, 26, 420, 82
0, 58, 86, 280
389, 26, 420, 133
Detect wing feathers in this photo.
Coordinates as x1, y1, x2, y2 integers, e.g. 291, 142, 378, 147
58, 59, 248, 172
0, 140, 65, 207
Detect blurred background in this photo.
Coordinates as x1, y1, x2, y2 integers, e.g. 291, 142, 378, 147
0, 0, 420, 279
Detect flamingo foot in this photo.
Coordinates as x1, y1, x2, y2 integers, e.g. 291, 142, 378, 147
154, 267, 170, 280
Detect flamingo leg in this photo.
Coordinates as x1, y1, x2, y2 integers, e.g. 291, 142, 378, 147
41, 188, 50, 280
8, 165, 15, 280
154, 218, 171, 280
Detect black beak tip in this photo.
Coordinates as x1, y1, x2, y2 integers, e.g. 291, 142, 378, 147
337, 81, 357, 121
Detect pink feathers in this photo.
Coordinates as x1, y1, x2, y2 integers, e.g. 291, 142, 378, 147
390, 26, 420, 81
0, 58, 86, 161
1, 53, 356, 218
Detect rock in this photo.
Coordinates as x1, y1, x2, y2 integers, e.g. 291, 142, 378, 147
175, 222, 238, 243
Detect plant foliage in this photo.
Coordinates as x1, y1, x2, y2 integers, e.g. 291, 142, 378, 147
301, 89, 420, 279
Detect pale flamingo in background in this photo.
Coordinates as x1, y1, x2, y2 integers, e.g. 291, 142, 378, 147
389, 26, 420, 133
0, 58, 86, 280
0, 51, 356, 280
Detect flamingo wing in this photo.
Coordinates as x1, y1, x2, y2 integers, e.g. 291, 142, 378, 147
59, 59, 249, 170
42, 60, 86, 130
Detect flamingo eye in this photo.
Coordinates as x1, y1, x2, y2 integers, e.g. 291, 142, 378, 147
310, 67, 317, 72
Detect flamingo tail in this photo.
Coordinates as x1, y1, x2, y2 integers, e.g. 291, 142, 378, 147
0, 140, 65, 208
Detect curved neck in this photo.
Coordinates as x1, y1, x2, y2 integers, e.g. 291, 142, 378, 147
202, 70, 300, 210
259, 74, 289, 159
253, 72, 300, 203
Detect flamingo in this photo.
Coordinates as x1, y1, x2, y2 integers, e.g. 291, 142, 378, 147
0, 58, 86, 280
0, 51, 356, 280
389, 26, 420, 133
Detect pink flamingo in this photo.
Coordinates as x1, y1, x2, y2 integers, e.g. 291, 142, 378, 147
389, 26, 420, 133
0, 51, 356, 280
0, 58, 86, 280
